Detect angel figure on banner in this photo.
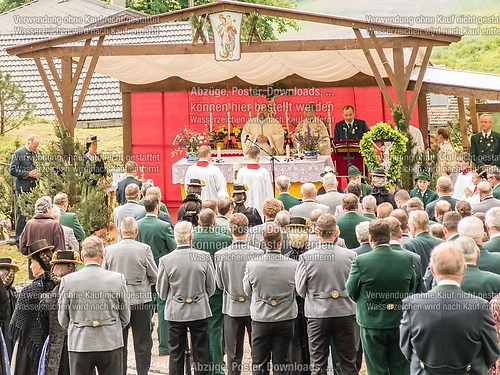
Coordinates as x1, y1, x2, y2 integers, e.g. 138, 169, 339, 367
372, 140, 394, 171
215, 14, 237, 60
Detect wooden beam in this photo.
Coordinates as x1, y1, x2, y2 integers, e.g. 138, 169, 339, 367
417, 92, 429, 148
43, 53, 63, 94
392, 46, 409, 119
476, 103, 500, 113
61, 56, 74, 135
353, 28, 394, 110
122, 92, 132, 161
15, 37, 447, 59
34, 58, 64, 126
457, 96, 469, 150
72, 36, 105, 128
408, 45, 433, 117
403, 43, 420, 89
415, 82, 500, 102
70, 38, 93, 94
5, 0, 460, 56
469, 98, 479, 134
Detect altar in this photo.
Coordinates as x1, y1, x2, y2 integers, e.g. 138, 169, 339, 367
172, 154, 335, 197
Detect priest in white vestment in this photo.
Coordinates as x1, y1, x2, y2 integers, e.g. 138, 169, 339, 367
241, 105, 284, 156
185, 145, 227, 201
236, 145, 274, 218
294, 103, 332, 155
453, 152, 475, 200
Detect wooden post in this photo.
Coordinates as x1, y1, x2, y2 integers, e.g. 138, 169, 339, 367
417, 92, 429, 148
61, 57, 75, 136
122, 92, 132, 162
458, 96, 469, 150
469, 97, 478, 134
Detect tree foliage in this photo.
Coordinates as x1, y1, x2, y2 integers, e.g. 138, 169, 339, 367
0, 69, 35, 136
18, 125, 113, 234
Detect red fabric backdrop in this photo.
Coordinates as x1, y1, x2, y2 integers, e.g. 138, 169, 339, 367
130, 87, 419, 215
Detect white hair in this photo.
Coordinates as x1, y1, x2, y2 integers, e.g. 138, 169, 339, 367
120, 217, 138, 236
454, 236, 479, 262
355, 221, 370, 244
174, 221, 193, 244
457, 216, 484, 243
362, 195, 377, 211
81, 236, 104, 259
486, 207, 500, 231
322, 173, 338, 187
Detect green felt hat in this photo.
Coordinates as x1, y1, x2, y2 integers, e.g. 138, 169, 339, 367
348, 164, 361, 178
415, 171, 431, 181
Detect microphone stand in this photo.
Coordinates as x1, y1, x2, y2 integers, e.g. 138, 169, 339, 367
244, 135, 278, 197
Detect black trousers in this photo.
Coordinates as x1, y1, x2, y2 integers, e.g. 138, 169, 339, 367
224, 314, 252, 375
69, 347, 122, 375
308, 316, 357, 375
251, 319, 294, 375
123, 302, 153, 375
169, 318, 209, 375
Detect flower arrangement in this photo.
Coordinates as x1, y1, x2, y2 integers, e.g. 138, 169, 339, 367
232, 126, 242, 141
359, 122, 408, 185
171, 126, 207, 157
294, 125, 322, 151
215, 125, 228, 141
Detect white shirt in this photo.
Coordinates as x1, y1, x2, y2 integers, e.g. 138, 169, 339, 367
437, 279, 460, 287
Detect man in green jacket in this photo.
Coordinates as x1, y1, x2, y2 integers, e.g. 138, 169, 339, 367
346, 219, 416, 375
403, 210, 444, 276
455, 236, 500, 301
136, 195, 176, 356
54, 192, 86, 242
337, 193, 370, 249
458, 216, 500, 276
192, 208, 232, 375
276, 175, 301, 211
484, 207, 500, 253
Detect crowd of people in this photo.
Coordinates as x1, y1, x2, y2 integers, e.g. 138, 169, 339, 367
1, 109, 500, 375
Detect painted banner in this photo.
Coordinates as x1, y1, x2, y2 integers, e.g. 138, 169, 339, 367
209, 12, 242, 61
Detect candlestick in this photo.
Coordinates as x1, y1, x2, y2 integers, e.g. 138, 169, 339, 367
227, 111, 231, 136
286, 144, 290, 158
209, 111, 213, 133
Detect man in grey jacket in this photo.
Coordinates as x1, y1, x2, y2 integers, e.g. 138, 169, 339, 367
215, 213, 263, 375
157, 221, 216, 375
295, 213, 358, 375
58, 236, 130, 375
104, 217, 158, 375
243, 223, 298, 375
113, 183, 146, 239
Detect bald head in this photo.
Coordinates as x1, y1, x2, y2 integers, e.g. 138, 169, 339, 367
430, 242, 466, 283
434, 200, 451, 221
436, 176, 453, 195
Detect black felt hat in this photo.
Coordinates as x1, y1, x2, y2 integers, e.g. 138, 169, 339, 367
50, 250, 82, 265
26, 239, 55, 258
0, 258, 19, 272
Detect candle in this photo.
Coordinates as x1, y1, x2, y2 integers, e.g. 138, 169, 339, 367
285, 110, 289, 133
209, 111, 213, 133
227, 111, 231, 136
249, 110, 252, 119
327, 104, 332, 136
297, 146, 301, 158
286, 144, 290, 158
217, 146, 221, 159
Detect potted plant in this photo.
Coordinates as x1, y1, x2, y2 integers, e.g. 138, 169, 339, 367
171, 125, 208, 162
294, 125, 322, 159
215, 125, 228, 149
233, 126, 242, 149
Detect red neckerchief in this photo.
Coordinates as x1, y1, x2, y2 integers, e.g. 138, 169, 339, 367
473, 186, 478, 194
196, 161, 209, 167
462, 167, 471, 175
247, 164, 260, 169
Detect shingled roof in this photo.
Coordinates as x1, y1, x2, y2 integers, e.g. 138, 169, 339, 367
0, 0, 192, 122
